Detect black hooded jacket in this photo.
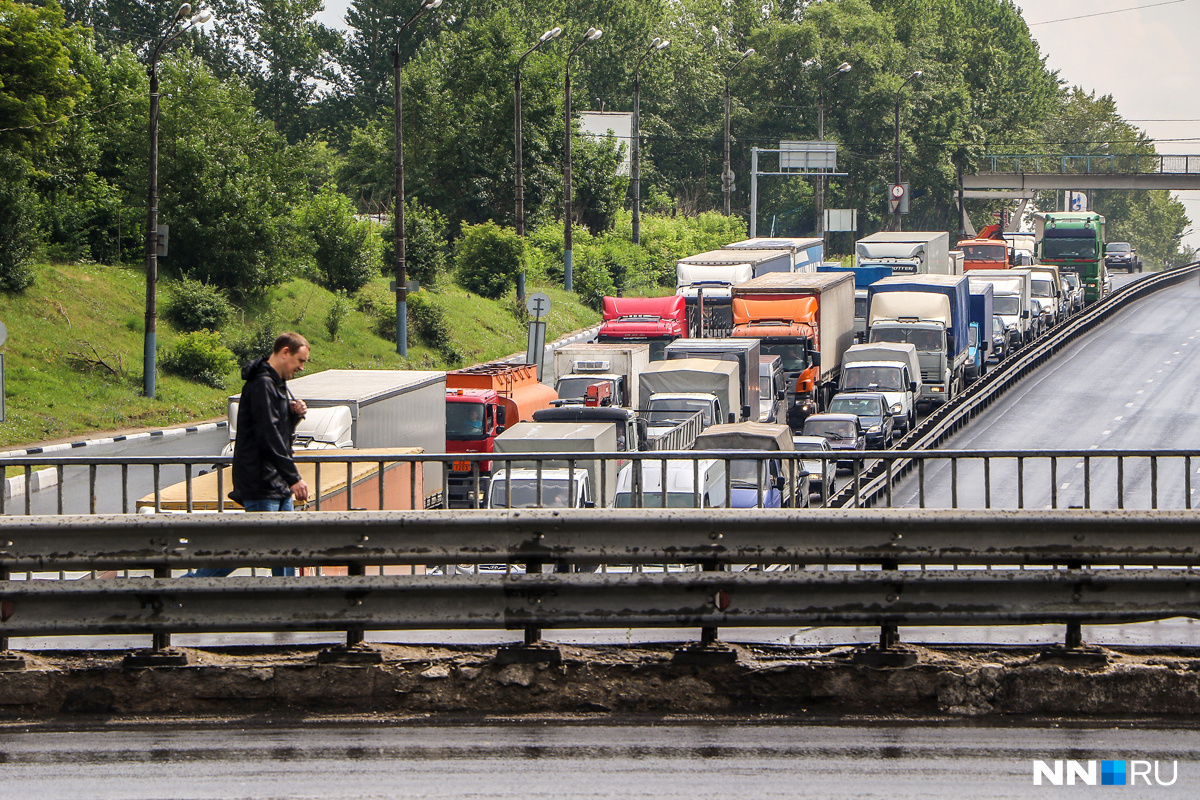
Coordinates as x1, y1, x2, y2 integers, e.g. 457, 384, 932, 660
230, 357, 303, 503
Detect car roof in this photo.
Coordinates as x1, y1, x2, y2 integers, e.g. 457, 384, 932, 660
831, 392, 888, 401
805, 413, 860, 423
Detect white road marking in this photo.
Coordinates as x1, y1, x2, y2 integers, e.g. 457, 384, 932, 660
1089, 444, 1099, 450
1125, 402, 1135, 407
1075, 463, 1084, 470
1136, 390, 1145, 394
1103, 430, 1112, 435
1061, 483, 1071, 490
1114, 416, 1123, 421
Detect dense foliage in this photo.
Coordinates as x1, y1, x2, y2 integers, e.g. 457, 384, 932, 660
0, 0, 1191, 316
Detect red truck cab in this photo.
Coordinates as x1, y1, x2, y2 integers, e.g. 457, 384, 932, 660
597, 296, 687, 361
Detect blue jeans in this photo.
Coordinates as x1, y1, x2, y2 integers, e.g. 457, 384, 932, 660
189, 496, 295, 577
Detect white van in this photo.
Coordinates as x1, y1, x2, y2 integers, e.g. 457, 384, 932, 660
613, 459, 727, 508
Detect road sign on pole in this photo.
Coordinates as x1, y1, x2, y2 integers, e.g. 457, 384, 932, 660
888, 183, 909, 214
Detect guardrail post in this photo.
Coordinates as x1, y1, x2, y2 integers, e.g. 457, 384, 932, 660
122, 566, 188, 669
0, 566, 26, 671
317, 561, 384, 665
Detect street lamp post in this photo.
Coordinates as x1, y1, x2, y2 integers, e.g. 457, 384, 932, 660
563, 27, 603, 293
893, 70, 922, 232
393, 0, 442, 358
514, 27, 562, 301
723, 48, 754, 216
144, 3, 211, 399
632, 36, 669, 246
815, 61, 850, 248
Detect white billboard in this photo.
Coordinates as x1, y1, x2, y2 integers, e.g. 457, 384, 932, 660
578, 111, 632, 176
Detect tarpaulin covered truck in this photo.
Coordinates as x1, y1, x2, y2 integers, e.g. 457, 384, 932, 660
729, 271, 856, 429
867, 274, 970, 405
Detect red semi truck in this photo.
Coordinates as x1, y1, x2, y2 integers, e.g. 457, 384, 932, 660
444, 362, 558, 508
596, 295, 687, 361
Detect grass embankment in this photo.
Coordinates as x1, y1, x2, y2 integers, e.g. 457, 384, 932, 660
0, 261, 599, 452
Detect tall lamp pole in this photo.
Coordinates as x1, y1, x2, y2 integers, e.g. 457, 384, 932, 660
144, 3, 211, 399
393, 0, 442, 358
815, 61, 850, 248
723, 48, 754, 216
515, 26, 562, 301
563, 27, 603, 292
632, 36, 669, 246
893, 70, 922, 232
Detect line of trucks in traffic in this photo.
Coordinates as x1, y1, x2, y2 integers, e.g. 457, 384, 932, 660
151, 215, 1110, 513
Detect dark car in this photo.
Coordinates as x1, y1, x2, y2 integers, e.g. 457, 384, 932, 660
1104, 242, 1142, 273
990, 314, 1009, 362
801, 413, 866, 467
827, 392, 894, 449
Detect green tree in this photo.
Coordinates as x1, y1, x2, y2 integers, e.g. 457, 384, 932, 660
455, 220, 523, 299
0, 150, 37, 291
300, 183, 382, 292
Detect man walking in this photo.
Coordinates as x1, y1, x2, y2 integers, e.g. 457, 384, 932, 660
230, 331, 311, 512
192, 333, 310, 579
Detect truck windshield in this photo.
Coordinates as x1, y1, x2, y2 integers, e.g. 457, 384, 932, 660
446, 402, 486, 438
490, 479, 574, 508
962, 244, 1006, 261
646, 399, 713, 426
760, 342, 809, 373
1042, 238, 1096, 259
994, 296, 1022, 315
614, 492, 700, 508
854, 297, 868, 318
555, 376, 613, 404
1030, 278, 1053, 297
870, 328, 943, 351
727, 458, 774, 488
842, 365, 903, 392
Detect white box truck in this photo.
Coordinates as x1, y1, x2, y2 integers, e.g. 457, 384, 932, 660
856, 231, 954, 275
967, 269, 1033, 347
489, 420, 619, 508
839, 343, 922, 434
551, 342, 651, 409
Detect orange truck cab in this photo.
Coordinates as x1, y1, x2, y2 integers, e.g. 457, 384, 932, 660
958, 238, 1010, 272
444, 363, 558, 508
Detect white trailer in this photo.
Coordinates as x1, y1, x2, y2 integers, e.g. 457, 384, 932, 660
551, 342, 651, 409
856, 231, 954, 275
231, 369, 446, 507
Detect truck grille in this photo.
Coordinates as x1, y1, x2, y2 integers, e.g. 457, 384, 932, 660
921, 369, 940, 383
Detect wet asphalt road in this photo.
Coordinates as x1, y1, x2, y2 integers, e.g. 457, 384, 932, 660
2, 721, 1197, 799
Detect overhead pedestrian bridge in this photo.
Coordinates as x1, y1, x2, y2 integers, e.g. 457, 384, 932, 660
963, 153, 1200, 195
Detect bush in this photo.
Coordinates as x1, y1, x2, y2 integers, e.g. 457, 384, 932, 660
381, 199, 450, 287
325, 290, 350, 341
571, 251, 616, 312
164, 278, 234, 332
0, 152, 37, 293
224, 320, 278, 366
161, 330, 237, 388
301, 183, 381, 293
407, 292, 461, 363
374, 302, 397, 341
455, 221, 523, 299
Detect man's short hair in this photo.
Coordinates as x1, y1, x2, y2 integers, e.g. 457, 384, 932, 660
273, 332, 309, 355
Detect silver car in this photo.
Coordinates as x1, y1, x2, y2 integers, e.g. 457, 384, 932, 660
792, 435, 837, 501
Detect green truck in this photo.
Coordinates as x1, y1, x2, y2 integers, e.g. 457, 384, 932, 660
1034, 211, 1108, 304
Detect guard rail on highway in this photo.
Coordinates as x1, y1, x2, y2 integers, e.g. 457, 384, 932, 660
1, 509, 1199, 644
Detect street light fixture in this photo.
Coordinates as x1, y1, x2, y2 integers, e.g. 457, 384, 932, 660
893, 70, 922, 232
723, 48, 754, 216
815, 61, 850, 247
144, 3, 211, 399
563, 26, 603, 293
514, 26, 562, 301
393, 0, 442, 359
632, 36, 669, 246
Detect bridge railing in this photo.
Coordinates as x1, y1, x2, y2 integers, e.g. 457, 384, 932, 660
1, 509, 1198, 653
980, 153, 1200, 175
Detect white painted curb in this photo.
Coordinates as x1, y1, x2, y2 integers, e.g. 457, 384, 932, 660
1, 421, 228, 500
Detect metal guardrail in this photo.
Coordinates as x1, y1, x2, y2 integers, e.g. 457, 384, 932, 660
981, 154, 1200, 175
829, 263, 1200, 509
2, 509, 1199, 642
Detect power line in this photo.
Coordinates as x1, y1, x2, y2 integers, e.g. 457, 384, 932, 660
1028, 0, 1194, 26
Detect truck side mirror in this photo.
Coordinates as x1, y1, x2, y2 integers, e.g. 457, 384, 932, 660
496, 406, 506, 427
728, 412, 736, 424
1021, 309, 1030, 319
808, 350, 821, 368
909, 381, 917, 393
742, 404, 751, 420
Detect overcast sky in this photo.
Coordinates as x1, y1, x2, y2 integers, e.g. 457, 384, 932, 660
315, 0, 1200, 248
